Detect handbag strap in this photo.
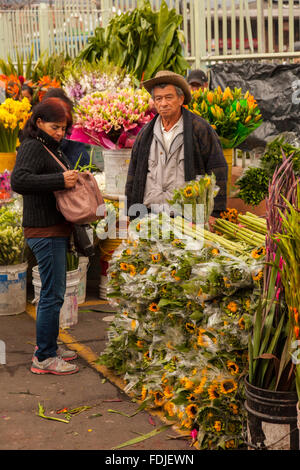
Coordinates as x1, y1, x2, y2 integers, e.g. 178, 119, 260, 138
42, 144, 68, 172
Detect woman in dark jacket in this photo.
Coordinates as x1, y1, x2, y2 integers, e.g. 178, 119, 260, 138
42, 88, 91, 169
11, 98, 79, 375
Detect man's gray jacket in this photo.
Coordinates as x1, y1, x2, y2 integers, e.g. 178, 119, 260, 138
125, 106, 228, 217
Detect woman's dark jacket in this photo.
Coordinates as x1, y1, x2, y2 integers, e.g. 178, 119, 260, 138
11, 129, 71, 227
125, 106, 228, 217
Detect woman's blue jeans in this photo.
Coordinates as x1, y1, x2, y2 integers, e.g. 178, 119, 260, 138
26, 237, 68, 362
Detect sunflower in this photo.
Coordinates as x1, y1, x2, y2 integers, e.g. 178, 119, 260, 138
144, 351, 150, 360
163, 385, 174, 399
187, 392, 197, 402
225, 439, 235, 449
129, 264, 136, 276
126, 248, 132, 255
229, 403, 239, 415
164, 401, 175, 417
251, 246, 266, 259
131, 319, 137, 330
180, 377, 194, 390
294, 326, 300, 339
153, 391, 165, 407
141, 386, 147, 401
120, 262, 129, 271
227, 301, 238, 313
194, 376, 207, 394
227, 361, 239, 375
181, 418, 193, 429
136, 340, 143, 348
213, 420, 222, 432
252, 270, 263, 281
151, 253, 161, 263
220, 379, 237, 394
208, 384, 220, 400
183, 186, 194, 198
139, 267, 147, 275
171, 269, 181, 281
149, 302, 159, 312
238, 317, 245, 330
185, 322, 197, 333
211, 248, 220, 255
186, 403, 198, 419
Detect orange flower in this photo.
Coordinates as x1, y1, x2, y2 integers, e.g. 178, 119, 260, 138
294, 326, 300, 339
149, 302, 159, 312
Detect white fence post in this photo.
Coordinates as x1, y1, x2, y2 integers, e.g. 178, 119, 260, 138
102, 0, 112, 28
38, 3, 50, 55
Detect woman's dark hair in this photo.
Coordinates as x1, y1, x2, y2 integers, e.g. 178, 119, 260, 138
42, 87, 74, 111
42, 88, 74, 134
21, 97, 68, 141
21, 84, 34, 97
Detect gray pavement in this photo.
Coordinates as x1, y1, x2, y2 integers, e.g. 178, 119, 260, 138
0, 288, 192, 453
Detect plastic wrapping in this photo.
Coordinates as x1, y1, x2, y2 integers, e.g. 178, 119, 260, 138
210, 61, 300, 150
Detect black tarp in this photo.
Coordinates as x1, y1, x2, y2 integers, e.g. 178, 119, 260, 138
209, 61, 300, 150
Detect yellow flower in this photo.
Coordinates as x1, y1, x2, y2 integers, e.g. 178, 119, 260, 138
220, 379, 237, 394
186, 403, 198, 419
149, 302, 159, 312
227, 301, 238, 313
238, 317, 245, 330
180, 377, 194, 390
141, 386, 147, 401
208, 384, 220, 400
185, 322, 196, 333
251, 246, 266, 259
131, 319, 136, 330
164, 401, 175, 417
229, 403, 239, 415
252, 270, 263, 281
171, 269, 180, 281
129, 264, 136, 276
136, 340, 143, 348
183, 186, 194, 198
213, 420, 222, 432
163, 386, 174, 399
153, 391, 165, 407
120, 262, 129, 271
227, 361, 239, 375
139, 267, 147, 275
151, 253, 161, 263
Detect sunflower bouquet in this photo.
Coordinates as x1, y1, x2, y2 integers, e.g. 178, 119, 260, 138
99, 212, 263, 449
0, 97, 32, 152
188, 86, 262, 149
168, 174, 219, 225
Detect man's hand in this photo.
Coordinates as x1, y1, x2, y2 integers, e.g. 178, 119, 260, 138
208, 216, 216, 231
63, 170, 78, 189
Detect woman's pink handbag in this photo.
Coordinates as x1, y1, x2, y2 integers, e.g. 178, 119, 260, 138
44, 145, 104, 224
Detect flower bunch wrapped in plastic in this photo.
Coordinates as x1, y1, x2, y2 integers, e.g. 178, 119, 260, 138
0, 97, 32, 152
168, 174, 219, 225
71, 87, 155, 149
98, 213, 263, 449
188, 86, 262, 149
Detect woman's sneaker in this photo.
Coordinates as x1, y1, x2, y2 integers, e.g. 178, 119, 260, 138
31, 356, 79, 375
32, 346, 77, 362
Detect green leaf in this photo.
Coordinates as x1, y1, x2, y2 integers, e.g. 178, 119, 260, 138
111, 424, 172, 450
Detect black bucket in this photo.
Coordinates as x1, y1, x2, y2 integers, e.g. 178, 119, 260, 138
244, 376, 300, 450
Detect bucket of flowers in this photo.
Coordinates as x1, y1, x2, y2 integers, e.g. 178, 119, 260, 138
0, 97, 32, 172
188, 86, 263, 194
70, 87, 155, 196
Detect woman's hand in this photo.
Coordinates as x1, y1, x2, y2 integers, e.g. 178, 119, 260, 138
63, 170, 78, 188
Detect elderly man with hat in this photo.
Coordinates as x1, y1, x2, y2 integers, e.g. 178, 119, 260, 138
125, 70, 227, 223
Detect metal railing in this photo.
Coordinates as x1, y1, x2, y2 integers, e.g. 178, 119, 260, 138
1, 1, 300, 67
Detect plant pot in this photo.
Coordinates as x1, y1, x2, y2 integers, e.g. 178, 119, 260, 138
0, 262, 27, 315
223, 148, 233, 196
32, 266, 80, 329
244, 376, 299, 450
102, 148, 131, 197
0, 152, 16, 172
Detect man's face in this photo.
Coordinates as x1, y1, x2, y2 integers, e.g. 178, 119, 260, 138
153, 85, 184, 119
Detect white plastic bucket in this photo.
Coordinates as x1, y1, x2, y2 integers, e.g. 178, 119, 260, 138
78, 256, 89, 305
32, 266, 80, 329
99, 274, 108, 300
102, 148, 131, 196
0, 262, 28, 315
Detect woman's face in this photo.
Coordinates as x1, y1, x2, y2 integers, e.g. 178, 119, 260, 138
36, 118, 67, 142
